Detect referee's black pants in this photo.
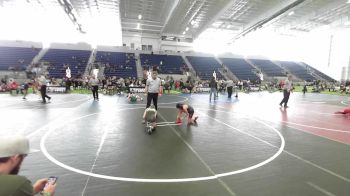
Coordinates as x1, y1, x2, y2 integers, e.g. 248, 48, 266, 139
92, 85, 99, 99
146, 93, 158, 110
227, 86, 233, 98
280, 89, 290, 107
40, 85, 51, 103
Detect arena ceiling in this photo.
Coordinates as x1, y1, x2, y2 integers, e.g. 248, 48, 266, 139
1, 0, 350, 42
119, 0, 350, 40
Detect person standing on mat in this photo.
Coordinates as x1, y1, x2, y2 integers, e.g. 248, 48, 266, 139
89, 75, 99, 101
145, 70, 161, 110
279, 75, 293, 108
209, 77, 217, 101
226, 79, 236, 98
38, 75, 51, 103
22, 80, 29, 100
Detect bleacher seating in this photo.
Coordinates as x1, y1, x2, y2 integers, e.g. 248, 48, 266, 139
186, 56, 223, 80
140, 54, 184, 74
278, 61, 315, 81
0, 46, 40, 70
41, 49, 91, 78
301, 62, 336, 82
220, 58, 259, 81
95, 51, 137, 78
249, 59, 286, 77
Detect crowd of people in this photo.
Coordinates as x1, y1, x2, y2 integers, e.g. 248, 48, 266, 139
2, 75, 350, 99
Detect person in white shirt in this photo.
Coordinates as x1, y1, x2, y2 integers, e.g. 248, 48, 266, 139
145, 70, 161, 110
279, 75, 293, 108
225, 79, 235, 98
89, 75, 99, 100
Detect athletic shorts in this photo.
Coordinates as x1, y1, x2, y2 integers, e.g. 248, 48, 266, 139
187, 106, 194, 118
130, 96, 137, 103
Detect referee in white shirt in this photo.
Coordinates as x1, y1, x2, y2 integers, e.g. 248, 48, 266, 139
280, 75, 293, 108
226, 79, 234, 98
145, 70, 162, 110
89, 75, 99, 100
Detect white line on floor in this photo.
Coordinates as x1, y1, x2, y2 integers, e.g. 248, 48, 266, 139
40, 107, 284, 183
157, 112, 236, 196
26, 97, 91, 138
195, 108, 350, 183
278, 120, 350, 133
81, 121, 113, 196
307, 181, 337, 196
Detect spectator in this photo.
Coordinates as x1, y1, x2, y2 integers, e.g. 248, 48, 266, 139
0, 136, 56, 196
38, 75, 51, 103
209, 77, 217, 101
279, 75, 293, 108
89, 75, 99, 101
22, 80, 29, 99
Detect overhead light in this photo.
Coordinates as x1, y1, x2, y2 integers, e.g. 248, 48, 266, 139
138, 14, 142, 20
185, 27, 189, 31
137, 23, 140, 29
182, 31, 186, 35
190, 20, 195, 25
165, 36, 175, 40
288, 11, 294, 16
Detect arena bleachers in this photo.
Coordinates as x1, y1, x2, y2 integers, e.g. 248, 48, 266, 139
301, 62, 336, 82
278, 61, 315, 81
186, 56, 223, 80
249, 58, 286, 77
41, 49, 91, 78
95, 51, 137, 78
220, 58, 259, 81
0, 46, 40, 70
140, 54, 184, 74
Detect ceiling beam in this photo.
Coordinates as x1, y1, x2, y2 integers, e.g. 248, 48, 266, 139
192, 0, 236, 39
281, 0, 350, 32
121, 21, 164, 28
57, 0, 86, 33
122, 27, 161, 32
122, 18, 162, 25
160, 0, 180, 33
233, 0, 307, 40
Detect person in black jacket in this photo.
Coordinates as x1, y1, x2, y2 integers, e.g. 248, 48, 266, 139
209, 77, 217, 101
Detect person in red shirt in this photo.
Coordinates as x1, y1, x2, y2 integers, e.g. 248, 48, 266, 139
335, 108, 350, 116
176, 103, 198, 124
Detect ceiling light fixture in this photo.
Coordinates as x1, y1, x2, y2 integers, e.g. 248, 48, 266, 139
191, 20, 195, 25
185, 27, 189, 31
138, 14, 142, 20
288, 11, 294, 16
137, 23, 140, 29
182, 31, 186, 35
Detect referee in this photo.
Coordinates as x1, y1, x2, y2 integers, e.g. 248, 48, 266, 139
145, 70, 162, 110
89, 75, 99, 101
226, 79, 233, 98
279, 75, 293, 108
